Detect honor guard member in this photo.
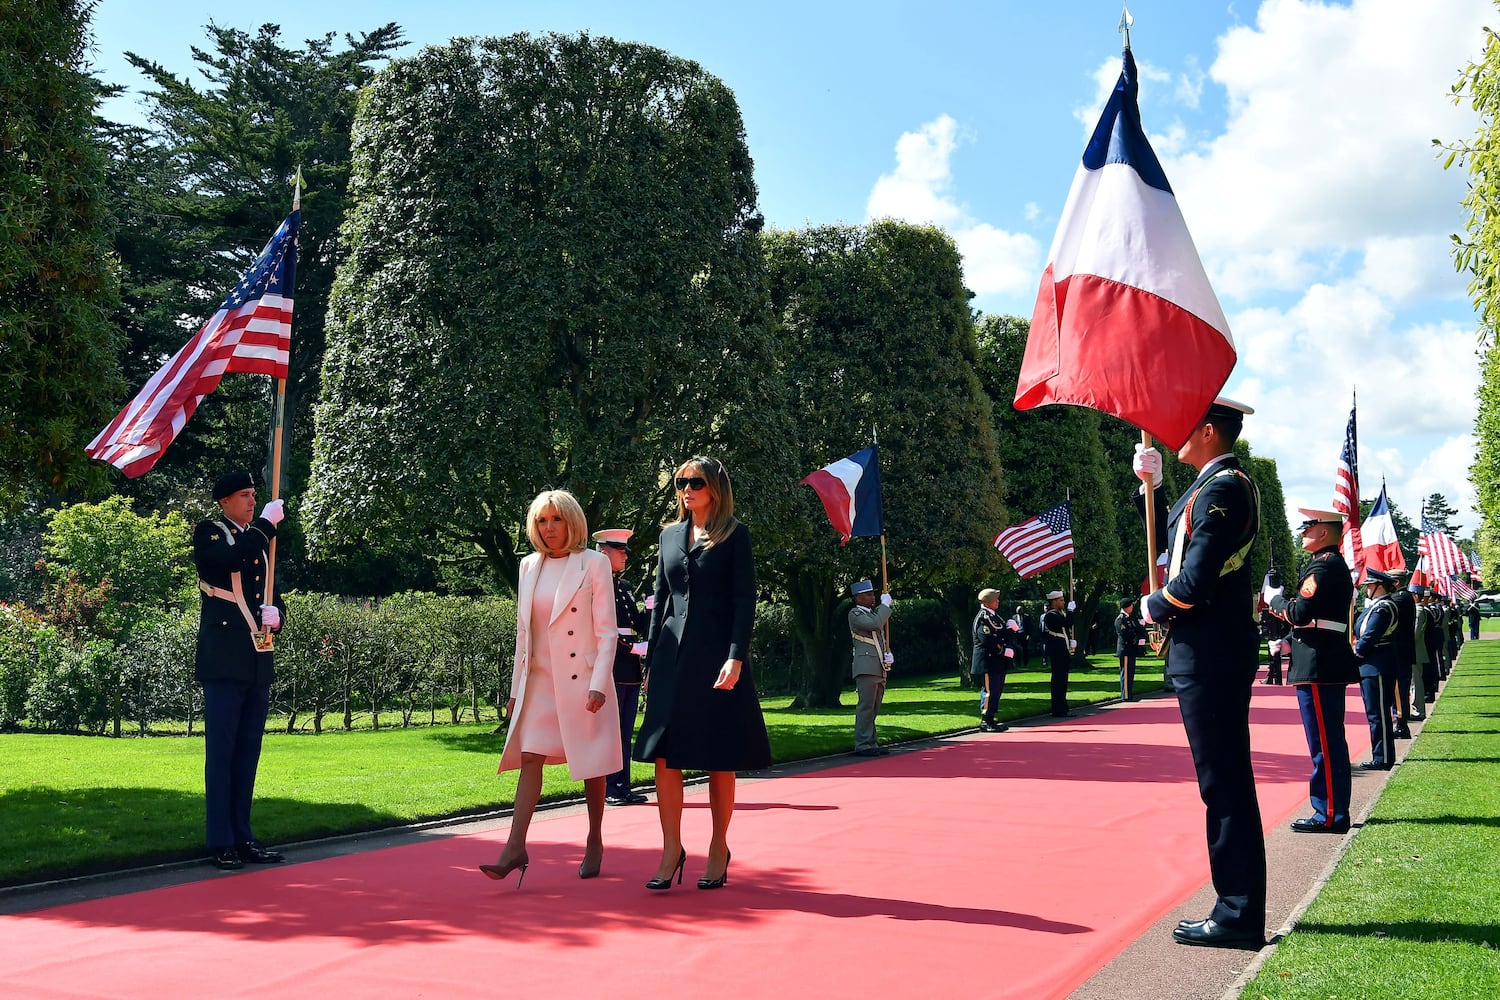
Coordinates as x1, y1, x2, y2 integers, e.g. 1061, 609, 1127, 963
1268, 509, 1358, 833
1114, 597, 1148, 701
1410, 585, 1431, 719
1040, 590, 1075, 717
1012, 606, 1032, 667
1387, 570, 1417, 738
195, 471, 286, 870
1133, 397, 1265, 949
849, 579, 894, 755
595, 529, 649, 805
971, 589, 1012, 732
1258, 587, 1292, 685
1353, 568, 1401, 770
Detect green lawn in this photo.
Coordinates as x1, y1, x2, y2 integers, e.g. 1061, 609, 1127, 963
1240, 639, 1500, 999
0, 653, 1154, 885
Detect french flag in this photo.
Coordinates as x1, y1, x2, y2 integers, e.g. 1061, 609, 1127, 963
1015, 46, 1235, 451
1362, 483, 1406, 573
802, 445, 884, 545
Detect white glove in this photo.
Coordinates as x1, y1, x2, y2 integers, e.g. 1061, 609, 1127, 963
1067, 600, 1076, 612
880, 593, 893, 607
1004, 647, 1014, 658
1006, 619, 1020, 632
882, 652, 894, 665
260, 605, 281, 629
259, 498, 285, 525
1141, 601, 1155, 625
629, 641, 649, 657
644, 594, 656, 610
1068, 639, 1077, 652
1262, 584, 1283, 605
1132, 443, 1163, 488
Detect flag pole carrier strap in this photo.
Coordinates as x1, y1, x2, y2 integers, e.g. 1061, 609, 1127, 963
198, 519, 274, 652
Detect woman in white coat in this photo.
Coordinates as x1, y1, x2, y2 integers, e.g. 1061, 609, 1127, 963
479, 490, 620, 886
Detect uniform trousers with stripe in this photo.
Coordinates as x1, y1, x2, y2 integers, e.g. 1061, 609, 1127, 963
1359, 673, 1396, 767
1294, 684, 1351, 827
1172, 670, 1267, 931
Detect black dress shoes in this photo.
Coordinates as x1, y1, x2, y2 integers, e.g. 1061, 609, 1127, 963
608, 790, 651, 805
1290, 816, 1350, 834
1171, 918, 1263, 949
852, 747, 883, 757
1358, 760, 1392, 771
212, 848, 243, 870
238, 841, 284, 864
605, 793, 631, 805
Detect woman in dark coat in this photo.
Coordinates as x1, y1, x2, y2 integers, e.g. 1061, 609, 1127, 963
634, 455, 770, 890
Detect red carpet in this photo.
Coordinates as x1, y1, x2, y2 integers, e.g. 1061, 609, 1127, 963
0, 679, 1371, 1000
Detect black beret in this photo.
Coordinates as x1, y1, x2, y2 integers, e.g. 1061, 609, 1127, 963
212, 471, 255, 500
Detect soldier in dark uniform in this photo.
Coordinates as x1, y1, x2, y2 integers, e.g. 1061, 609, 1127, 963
1353, 568, 1401, 770
595, 529, 650, 805
1040, 590, 1074, 717
1387, 571, 1416, 739
1012, 606, 1032, 667
1258, 591, 1291, 685
971, 588, 1011, 732
1268, 510, 1358, 833
1114, 597, 1147, 701
1133, 397, 1265, 949
195, 471, 286, 870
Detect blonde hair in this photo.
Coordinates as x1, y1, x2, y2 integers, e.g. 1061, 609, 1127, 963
671, 455, 739, 547
525, 490, 589, 555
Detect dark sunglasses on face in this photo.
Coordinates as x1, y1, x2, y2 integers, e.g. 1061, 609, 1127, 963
675, 476, 708, 492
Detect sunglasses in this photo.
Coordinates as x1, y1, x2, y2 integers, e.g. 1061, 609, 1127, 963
674, 476, 708, 492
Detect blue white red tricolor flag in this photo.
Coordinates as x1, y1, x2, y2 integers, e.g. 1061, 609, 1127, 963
1362, 483, 1405, 574
1015, 46, 1235, 451
1418, 515, 1471, 579
994, 502, 1075, 579
802, 445, 884, 545
1332, 402, 1364, 581
87, 211, 301, 478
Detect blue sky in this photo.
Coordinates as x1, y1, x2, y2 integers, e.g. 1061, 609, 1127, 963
88, 0, 1494, 538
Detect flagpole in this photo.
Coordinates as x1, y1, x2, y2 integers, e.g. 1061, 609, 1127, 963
262, 167, 303, 619
874, 425, 892, 656
1065, 489, 1077, 656
1142, 431, 1159, 594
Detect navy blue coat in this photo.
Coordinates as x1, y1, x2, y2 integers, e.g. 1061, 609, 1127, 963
1270, 547, 1358, 685
1353, 595, 1400, 678
634, 519, 770, 771
193, 515, 281, 686
1139, 457, 1260, 678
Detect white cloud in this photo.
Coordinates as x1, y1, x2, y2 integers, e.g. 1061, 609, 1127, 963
867, 115, 1041, 299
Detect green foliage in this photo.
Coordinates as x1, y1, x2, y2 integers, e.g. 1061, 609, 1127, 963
759, 222, 1006, 705
1238, 445, 1296, 587
1475, 341, 1500, 576
102, 21, 405, 593
24, 631, 114, 734
0, 0, 125, 502
306, 31, 778, 594
39, 495, 193, 641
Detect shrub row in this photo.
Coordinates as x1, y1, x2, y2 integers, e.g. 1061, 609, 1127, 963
0, 593, 961, 735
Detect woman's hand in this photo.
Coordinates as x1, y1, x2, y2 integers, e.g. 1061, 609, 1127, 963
713, 658, 742, 690
505, 698, 516, 722
585, 690, 606, 713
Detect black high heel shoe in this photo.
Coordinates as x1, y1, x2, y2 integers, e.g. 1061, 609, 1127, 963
478, 849, 529, 888
697, 850, 731, 890
579, 843, 603, 880
646, 849, 686, 891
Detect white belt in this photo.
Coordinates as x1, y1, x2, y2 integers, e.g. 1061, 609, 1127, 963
1296, 619, 1347, 633
199, 578, 260, 638
1045, 629, 1068, 638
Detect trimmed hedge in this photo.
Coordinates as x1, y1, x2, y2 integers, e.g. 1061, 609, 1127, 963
0, 592, 962, 733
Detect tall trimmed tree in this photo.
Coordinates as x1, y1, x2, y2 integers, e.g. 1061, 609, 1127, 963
0, 0, 123, 504
305, 33, 783, 594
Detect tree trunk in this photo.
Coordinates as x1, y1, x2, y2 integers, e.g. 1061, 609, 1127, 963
785, 567, 845, 709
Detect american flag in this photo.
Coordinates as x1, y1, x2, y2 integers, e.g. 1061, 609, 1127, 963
1418, 514, 1472, 579
87, 211, 301, 478
1332, 403, 1363, 579
994, 501, 1074, 578
1451, 575, 1478, 602
1470, 549, 1483, 583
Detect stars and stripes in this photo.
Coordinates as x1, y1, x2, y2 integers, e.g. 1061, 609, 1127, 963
1451, 576, 1478, 602
1332, 403, 1364, 581
86, 210, 301, 478
994, 502, 1075, 578
1418, 514, 1472, 579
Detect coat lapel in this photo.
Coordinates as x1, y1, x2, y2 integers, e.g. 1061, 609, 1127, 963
549, 551, 588, 624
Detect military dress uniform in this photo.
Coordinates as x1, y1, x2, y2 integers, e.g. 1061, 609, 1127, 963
1114, 605, 1148, 701
1269, 543, 1358, 830
1353, 583, 1400, 770
1388, 584, 1417, 736
849, 585, 893, 753
1139, 452, 1265, 936
606, 570, 648, 802
970, 601, 1011, 731
194, 507, 282, 858
1040, 601, 1073, 717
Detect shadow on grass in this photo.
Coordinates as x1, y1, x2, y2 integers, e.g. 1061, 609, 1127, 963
1362, 814, 1500, 827
422, 729, 508, 754
0, 786, 403, 889
1293, 918, 1500, 948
